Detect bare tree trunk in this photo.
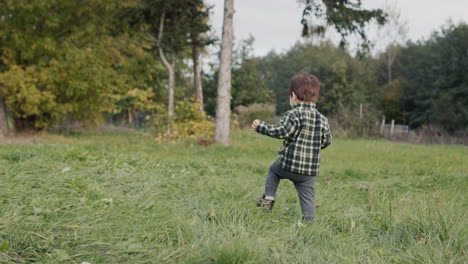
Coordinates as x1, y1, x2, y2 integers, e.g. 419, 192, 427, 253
160, 52, 176, 135
167, 57, 175, 134
387, 45, 398, 84
127, 109, 134, 125
158, 10, 176, 135
192, 44, 203, 111
387, 53, 393, 83
0, 86, 9, 136
215, 0, 234, 145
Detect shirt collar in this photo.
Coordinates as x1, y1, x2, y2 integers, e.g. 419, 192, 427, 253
293, 102, 316, 109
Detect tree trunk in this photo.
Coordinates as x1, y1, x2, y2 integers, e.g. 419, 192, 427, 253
127, 109, 134, 125
192, 44, 203, 111
387, 54, 392, 83
387, 45, 398, 84
167, 57, 176, 134
158, 50, 176, 135
158, 10, 176, 136
214, 0, 235, 145
0, 86, 9, 136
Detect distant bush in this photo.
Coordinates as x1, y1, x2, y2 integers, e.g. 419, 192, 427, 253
148, 98, 214, 143
328, 105, 381, 138
234, 103, 276, 129
409, 125, 468, 145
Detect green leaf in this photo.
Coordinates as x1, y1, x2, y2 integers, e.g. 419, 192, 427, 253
54, 249, 69, 261
0, 240, 10, 251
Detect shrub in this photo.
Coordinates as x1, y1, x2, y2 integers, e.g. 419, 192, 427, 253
149, 98, 214, 143
234, 103, 276, 129
410, 125, 468, 145
328, 105, 381, 138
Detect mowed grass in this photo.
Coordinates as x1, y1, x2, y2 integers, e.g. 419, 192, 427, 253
0, 131, 467, 264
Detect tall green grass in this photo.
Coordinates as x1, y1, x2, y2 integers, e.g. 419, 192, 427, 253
0, 131, 467, 263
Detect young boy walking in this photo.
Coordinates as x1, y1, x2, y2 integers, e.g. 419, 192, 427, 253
251, 72, 332, 224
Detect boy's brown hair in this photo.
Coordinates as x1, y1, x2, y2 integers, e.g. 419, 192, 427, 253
288, 73, 320, 102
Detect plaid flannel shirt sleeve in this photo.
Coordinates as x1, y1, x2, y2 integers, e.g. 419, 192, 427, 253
256, 111, 298, 139
321, 118, 332, 149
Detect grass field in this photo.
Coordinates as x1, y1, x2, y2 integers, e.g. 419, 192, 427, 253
0, 131, 467, 263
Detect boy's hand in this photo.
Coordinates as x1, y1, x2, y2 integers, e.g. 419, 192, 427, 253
251, 119, 260, 131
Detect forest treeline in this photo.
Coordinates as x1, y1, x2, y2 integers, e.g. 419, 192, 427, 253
207, 23, 468, 135
0, 0, 216, 138
0, 0, 466, 137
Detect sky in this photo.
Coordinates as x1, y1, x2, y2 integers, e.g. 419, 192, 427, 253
206, 0, 468, 56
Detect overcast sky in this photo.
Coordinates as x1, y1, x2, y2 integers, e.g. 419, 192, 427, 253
206, 0, 468, 56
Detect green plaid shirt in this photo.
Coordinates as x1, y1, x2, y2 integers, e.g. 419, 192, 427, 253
256, 102, 332, 176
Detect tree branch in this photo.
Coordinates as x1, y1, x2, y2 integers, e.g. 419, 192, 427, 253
157, 10, 172, 71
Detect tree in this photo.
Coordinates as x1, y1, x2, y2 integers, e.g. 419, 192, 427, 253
0, 86, 8, 136
231, 36, 274, 107
108, 34, 165, 126
258, 41, 380, 116
0, 0, 164, 132
399, 23, 468, 132
202, 36, 274, 115
0, 0, 127, 131
211, 0, 386, 145
372, 2, 407, 123
156, 9, 177, 135
141, 0, 186, 135
188, 1, 213, 111
376, 0, 408, 83
300, 0, 387, 53
192, 44, 203, 111
375, 3, 407, 122
140, 0, 212, 135
214, 0, 234, 145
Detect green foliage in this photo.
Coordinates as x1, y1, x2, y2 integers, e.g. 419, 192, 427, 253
301, 0, 387, 53
134, 0, 213, 64
0, 0, 166, 130
235, 103, 276, 129
139, 0, 211, 53
150, 98, 214, 142
0, 0, 463, 138
0, 132, 466, 263
0, 36, 160, 128
398, 22, 468, 132
203, 37, 275, 116
258, 41, 380, 116
109, 36, 166, 118
0, 0, 119, 66
328, 105, 381, 138
382, 79, 404, 123
0, 65, 63, 128
231, 38, 275, 108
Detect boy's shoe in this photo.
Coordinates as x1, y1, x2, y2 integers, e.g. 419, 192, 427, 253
297, 220, 313, 227
255, 195, 275, 211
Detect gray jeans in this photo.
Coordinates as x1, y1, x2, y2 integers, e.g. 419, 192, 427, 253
265, 162, 316, 222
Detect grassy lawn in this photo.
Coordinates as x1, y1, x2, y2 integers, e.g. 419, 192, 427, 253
0, 131, 467, 263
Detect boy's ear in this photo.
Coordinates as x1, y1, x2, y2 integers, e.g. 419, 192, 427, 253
291, 92, 298, 100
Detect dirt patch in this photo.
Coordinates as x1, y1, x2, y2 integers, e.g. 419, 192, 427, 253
51, 123, 146, 134
0, 124, 150, 145
0, 134, 43, 145
96, 124, 142, 133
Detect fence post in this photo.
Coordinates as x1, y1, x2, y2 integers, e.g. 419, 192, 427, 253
390, 119, 395, 137
380, 116, 385, 135
359, 103, 363, 119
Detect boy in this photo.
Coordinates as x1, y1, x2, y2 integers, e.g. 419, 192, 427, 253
251, 72, 332, 224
